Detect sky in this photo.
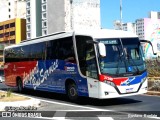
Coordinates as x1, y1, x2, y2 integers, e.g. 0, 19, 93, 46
100, 0, 160, 29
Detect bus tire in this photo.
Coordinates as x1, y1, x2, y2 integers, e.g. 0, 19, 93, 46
17, 79, 23, 93
67, 83, 78, 101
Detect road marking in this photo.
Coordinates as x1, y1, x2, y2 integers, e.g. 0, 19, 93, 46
39, 98, 111, 111
0, 89, 109, 111
15, 94, 160, 120
98, 117, 114, 120
4, 90, 160, 120
149, 117, 160, 119
52, 111, 74, 120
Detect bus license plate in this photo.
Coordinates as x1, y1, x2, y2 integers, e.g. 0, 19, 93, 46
126, 88, 134, 93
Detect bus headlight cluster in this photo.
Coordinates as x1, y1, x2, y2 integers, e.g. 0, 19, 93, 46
104, 80, 115, 87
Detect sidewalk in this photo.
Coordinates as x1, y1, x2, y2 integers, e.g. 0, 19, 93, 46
147, 91, 160, 96
0, 90, 41, 111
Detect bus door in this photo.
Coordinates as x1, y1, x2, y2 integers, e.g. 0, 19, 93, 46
86, 43, 99, 98
75, 35, 99, 98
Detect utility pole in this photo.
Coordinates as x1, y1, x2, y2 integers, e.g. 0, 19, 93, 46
120, 0, 123, 30
70, 0, 73, 30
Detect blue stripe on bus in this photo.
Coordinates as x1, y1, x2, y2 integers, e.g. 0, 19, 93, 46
120, 72, 147, 86
24, 59, 89, 97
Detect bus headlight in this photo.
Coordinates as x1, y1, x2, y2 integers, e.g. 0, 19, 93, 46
104, 80, 116, 87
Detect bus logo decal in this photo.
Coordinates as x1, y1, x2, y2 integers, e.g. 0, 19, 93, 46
24, 60, 59, 89
120, 77, 135, 86
65, 66, 75, 72
89, 83, 97, 88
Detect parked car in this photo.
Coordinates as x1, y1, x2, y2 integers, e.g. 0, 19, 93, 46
0, 75, 4, 83
0, 69, 4, 83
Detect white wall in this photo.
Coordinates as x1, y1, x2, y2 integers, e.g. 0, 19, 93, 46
30, 0, 37, 39
0, 0, 10, 22
64, 0, 101, 31
0, 0, 26, 22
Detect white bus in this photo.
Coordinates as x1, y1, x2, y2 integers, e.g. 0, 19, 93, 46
4, 29, 155, 100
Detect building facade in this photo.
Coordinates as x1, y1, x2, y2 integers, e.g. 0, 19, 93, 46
26, 0, 101, 39
138, 18, 160, 58
26, 0, 42, 39
120, 11, 160, 58
0, 18, 26, 68
70, 0, 100, 31
136, 11, 160, 40
135, 19, 145, 40
135, 12, 160, 58
0, 18, 26, 45
0, 0, 26, 22
122, 22, 135, 33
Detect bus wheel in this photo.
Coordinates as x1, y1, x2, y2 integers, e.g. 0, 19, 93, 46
17, 79, 23, 93
67, 83, 78, 101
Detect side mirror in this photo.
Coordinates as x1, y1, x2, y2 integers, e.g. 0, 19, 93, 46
140, 40, 157, 55
98, 43, 106, 57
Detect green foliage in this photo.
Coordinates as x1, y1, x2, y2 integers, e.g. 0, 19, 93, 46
146, 59, 160, 77
6, 89, 12, 97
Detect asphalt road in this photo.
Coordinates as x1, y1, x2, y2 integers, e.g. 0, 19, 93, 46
0, 82, 160, 120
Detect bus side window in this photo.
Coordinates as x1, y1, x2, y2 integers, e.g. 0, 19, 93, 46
46, 41, 52, 60
57, 37, 75, 61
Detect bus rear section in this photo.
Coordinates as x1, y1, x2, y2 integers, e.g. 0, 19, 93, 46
3, 34, 89, 101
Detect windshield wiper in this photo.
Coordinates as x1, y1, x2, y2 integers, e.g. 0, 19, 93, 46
119, 38, 128, 73
116, 47, 123, 76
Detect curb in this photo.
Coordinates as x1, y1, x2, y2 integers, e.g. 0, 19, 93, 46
146, 91, 160, 96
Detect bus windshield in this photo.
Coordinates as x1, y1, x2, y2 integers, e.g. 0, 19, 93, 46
98, 38, 146, 77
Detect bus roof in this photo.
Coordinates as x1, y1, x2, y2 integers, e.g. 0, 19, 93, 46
75, 29, 138, 39
4, 29, 138, 50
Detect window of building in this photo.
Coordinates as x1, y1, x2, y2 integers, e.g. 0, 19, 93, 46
42, 29, 47, 36
42, 21, 47, 28
27, 1, 30, 8
10, 31, 15, 36
8, 2, 11, 6
27, 10, 30, 15
5, 24, 9, 29
42, 4, 46, 11
42, 12, 47, 19
5, 32, 9, 36
10, 23, 15, 27
10, 40, 15, 44
27, 24, 30, 30
9, 15, 11, 18
3, 41, 9, 44
0, 26, 3, 30
27, 32, 31, 39
27, 17, 30, 23
42, 0, 47, 4
0, 34, 3, 38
